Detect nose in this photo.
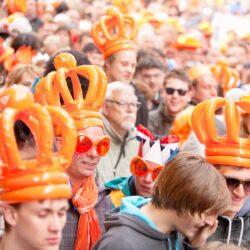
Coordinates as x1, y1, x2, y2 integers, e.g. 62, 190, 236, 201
86, 146, 99, 158
172, 90, 179, 98
48, 216, 61, 233
232, 183, 246, 199
144, 172, 154, 183
210, 86, 218, 97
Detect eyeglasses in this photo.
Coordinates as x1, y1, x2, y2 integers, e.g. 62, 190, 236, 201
225, 177, 250, 193
130, 156, 164, 181
106, 100, 141, 110
75, 135, 110, 156
165, 87, 188, 96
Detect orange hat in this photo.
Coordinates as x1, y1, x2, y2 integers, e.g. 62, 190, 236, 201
192, 97, 250, 168
91, 7, 138, 59
112, 0, 134, 14
198, 21, 213, 37
4, 46, 36, 72
34, 52, 107, 129
186, 64, 212, 81
7, 0, 27, 14
173, 34, 202, 51
211, 59, 239, 94
0, 38, 14, 64
0, 85, 77, 204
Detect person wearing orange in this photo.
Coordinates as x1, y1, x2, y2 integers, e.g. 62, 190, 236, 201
34, 52, 112, 250
91, 6, 148, 127
192, 97, 250, 247
0, 84, 77, 250
105, 124, 179, 208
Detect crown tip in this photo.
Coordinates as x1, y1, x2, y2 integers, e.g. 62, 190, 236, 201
54, 53, 77, 71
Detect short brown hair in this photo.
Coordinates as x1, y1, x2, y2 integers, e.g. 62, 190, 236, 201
164, 69, 191, 89
152, 153, 230, 216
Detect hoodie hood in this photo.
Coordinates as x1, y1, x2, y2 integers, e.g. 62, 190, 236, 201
104, 196, 179, 247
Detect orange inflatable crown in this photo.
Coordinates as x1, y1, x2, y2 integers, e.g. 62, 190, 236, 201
34, 52, 107, 129
192, 97, 250, 168
186, 64, 212, 81
0, 85, 77, 203
7, 0, 27, 14
173, 34, 202, 51
211, 59, 239, 94
91, 7, 138, 59
112, 0, 134, 14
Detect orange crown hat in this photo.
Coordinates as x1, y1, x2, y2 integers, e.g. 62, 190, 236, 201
0, 85, 77, 204
7, 0, 27, 14
91, 7, 138, 59
4, 46, 36, 72
34, 52, 107, 130
186, 64, 212, 81
112, 0, 134, 14
191, 97, 250, 168
0, 38, 14, 64
211, 59, 239, 94
173, 34, 202, 51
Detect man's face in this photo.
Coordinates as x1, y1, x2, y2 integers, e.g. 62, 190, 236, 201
219, 166, 250, 216
192, 75, 218, 103
137, 68, 165, 95
164, 77, 191, 116
67, 126, 104, 179
134, 161, 161, 197
105, 50, 137, 83
102, 89, 138, 135
174, 210, 217, 240
7, 199, 69, 250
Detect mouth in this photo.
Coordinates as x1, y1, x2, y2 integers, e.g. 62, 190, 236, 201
46, 237, 60, 245
81, 162, 97, 169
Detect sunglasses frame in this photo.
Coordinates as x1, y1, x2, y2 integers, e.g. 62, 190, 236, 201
75, 135, 110, 156
225, 177, 250, 193
165, 87, 188, 96
130, 156, 164, 181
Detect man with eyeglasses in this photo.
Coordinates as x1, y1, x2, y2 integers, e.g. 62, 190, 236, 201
97, 81, 140, 183
192, 97, 250, 247
148, 69, 192, 138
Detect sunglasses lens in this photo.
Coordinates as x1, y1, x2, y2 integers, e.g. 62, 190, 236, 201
177, 89, 188, 96
226, 178, 240, 189
244, 181, 250, 192
131, 158, 148, 176
166, 88, 174, 95
96, 137, 110, 156
75, 135, 92, 153
152, 167, 163, 180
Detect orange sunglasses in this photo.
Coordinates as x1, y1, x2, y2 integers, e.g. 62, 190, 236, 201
130, 156, 164, 180
75, 135, 110, 156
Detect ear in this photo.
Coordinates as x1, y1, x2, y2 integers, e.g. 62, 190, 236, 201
2, 205, 19, 227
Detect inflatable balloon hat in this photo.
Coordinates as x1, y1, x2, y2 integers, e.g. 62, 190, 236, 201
186, 64, 212, 82
7, 0, 27, 14
112, 0, 134, 14
91, 6, 138, 59
131, 124, 179, 177
191, 97, 250, 168
211, 59, 239, 94
0, 85, 77, 204
0, 38, 14, 64
34, 52, 108, 130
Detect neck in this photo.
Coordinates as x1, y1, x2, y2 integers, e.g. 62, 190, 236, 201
0, 232, 31, 250
66, 171, 87, 190
140, 203, 175, 234
110, 122, 128, 138
223, 210, 236, 219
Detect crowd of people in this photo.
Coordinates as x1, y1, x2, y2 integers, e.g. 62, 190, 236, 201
0, 0, 250, 249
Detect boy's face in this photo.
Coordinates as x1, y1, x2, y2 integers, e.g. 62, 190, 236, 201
218, 166, 250, 217
4, 199, 69, 250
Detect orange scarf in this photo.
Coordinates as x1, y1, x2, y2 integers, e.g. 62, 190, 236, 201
72, 176, 101, 250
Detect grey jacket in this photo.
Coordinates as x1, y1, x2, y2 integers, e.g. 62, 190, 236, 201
208, 197, 250, 248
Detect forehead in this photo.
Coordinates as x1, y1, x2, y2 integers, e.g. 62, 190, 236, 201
114, 50, 137, 62
197, 75, 217, 86
77, 126, 104, 140
141, 68, 164, 75
165, 78, 189, 89
111, 88, 137, 101
218, 165, 250, 180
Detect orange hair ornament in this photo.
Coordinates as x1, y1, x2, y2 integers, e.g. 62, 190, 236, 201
0, 85, 77, 204
7, 0, 27, 14
186, 64, 212, 81
173, 34, 202, 51
34, 52, 107, 130
191, 97, 250, 168
91, 7, 138, 59
112, 0, 134, 14
211, 59, 239, 94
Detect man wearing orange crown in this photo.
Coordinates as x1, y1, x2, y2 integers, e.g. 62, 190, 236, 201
192, 97, 250, 247
105, 125, 179, 207
34, 52, 112, 250
0, 85, 77, 250
91, 6, 148, 127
